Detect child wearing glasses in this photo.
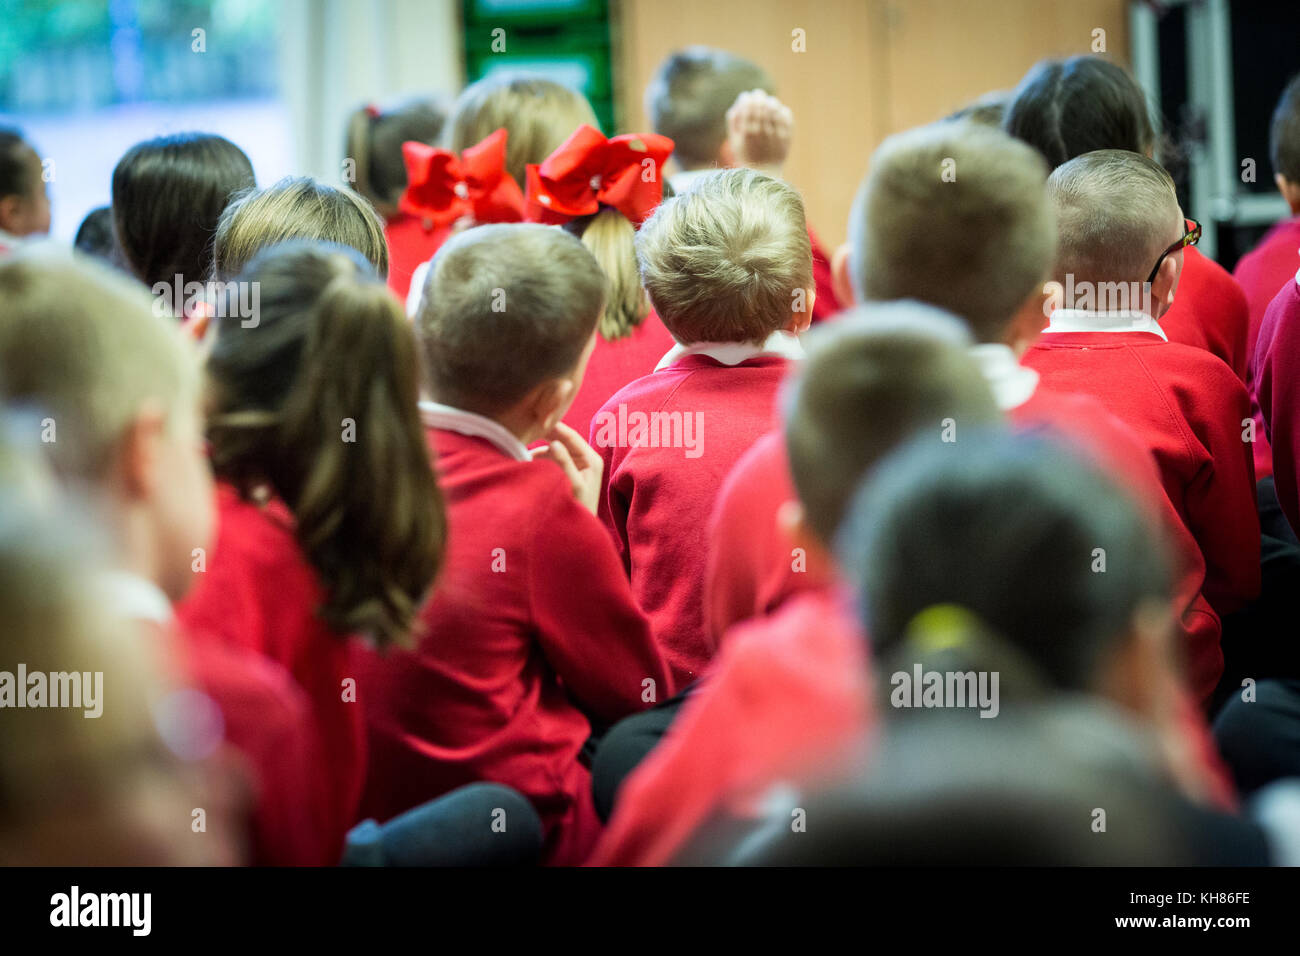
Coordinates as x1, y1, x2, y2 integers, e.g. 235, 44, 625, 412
1023, 149, 1260, 705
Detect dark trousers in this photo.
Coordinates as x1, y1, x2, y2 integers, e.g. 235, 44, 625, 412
590, 683, 698, 822
341, 782, 544, 866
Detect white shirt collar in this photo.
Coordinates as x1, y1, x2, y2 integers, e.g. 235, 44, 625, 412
1044, 309, 1168, 341
419, 400, 532, 462
968, 343, 1039, 411
101, 571, 173, 624
655, 329, 805, 372
406, 260, 432, 317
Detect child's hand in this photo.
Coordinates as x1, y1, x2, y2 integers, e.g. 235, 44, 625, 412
726, 89, 793, 177
536, 422, 605, 514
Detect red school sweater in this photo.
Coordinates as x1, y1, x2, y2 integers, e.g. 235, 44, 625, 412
1250, 276, 1300, 536
1160, 246, 1250, 382
1236, 216, 1300, 480
562, 310, 677, 440
353, 427, 670, 866
590, 586, 871, 866
705, 429, 835, 644
176, 624, 333, 864
175, 482, 367, 861
1023, 331, 1260, 700
808, 224, 843, 324
384, 212, 452, 303
593, 353, 791, 688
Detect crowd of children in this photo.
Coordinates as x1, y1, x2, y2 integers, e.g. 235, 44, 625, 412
2, 47, 1300, 866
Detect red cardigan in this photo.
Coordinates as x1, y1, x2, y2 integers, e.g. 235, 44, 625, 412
353, 427, 670, 865
563, 310, 677, 440
175, 482, 367, 861
594, 353, 791, 688
590, 586, 870, 866
1024, 331, 1260, 700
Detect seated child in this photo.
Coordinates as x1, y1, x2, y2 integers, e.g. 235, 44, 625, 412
0, 435, 244, 867
0, 126, 49, 253
212, 176, 389, 280
178, 242, 446, 860
112, 132, 256, 315
0, 248, 325, 864
594, 167, 812, 688
1005, 57, 1250, 377
645, 46, 841, 322
402, 72, 600, 313
711, 433, 1268, 866
1022, 149, 1261, 702
522, 123, 678, 436
343, 97, 447, 301
592, 304, 1002, 866
353, 223, 670, 866
1235, 73, 1300, 362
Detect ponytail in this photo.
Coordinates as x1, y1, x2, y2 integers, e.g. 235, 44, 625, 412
344, 106, 378, 209
206, 241, 445, 649
572, 207, 649, 341
344, 99, 448, 215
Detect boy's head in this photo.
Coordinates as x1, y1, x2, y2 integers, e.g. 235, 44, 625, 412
646, 47, 773, 170
844, 120, 1055, 346
73, 205, 117, 264
112, 132, 256, 290
417, 223, 605, 435
0, 249, 211, 602
784, 302, 1000, 548
637, 167, 812, 345
1003, 56, 1155, 169
213, 176, 389, 280
1270, 72, 1300, 212
0, 127, 49, 238
449, 73, 598, 189
1047, 149, 1185, 316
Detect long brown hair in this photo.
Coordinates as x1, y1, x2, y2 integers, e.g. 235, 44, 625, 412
205, 242, 444, 649
343, 98, 447, 216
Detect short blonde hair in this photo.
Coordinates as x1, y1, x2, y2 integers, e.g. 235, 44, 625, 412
213, 177, 389, 280
1048, 149, 1182, 287
0, 248, 199, 480
449, 73, 597, 188
636, 168, 811, 344
850, 120, 1055, 343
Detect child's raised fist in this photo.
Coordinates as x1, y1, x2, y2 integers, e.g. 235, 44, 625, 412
725, 89, 794, 177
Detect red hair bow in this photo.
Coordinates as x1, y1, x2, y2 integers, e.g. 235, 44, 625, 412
524, 125, 675, 226
399, 128, 525, 226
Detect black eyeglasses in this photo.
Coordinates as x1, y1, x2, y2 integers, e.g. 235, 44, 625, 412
1146, 218, 1201, 285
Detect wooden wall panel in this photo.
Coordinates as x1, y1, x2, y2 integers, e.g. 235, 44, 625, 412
614, 0, 1128, 248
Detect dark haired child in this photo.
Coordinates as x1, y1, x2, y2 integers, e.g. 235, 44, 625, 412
354, 223, 669, 865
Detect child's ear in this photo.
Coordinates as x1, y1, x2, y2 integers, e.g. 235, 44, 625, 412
1276, 172, 1300, 213
0, 194, 21, 234
830, 243, 856, 306
1151, 253, 1182, 316
776, 498, 835, 574
119, 403, 168, 501
717, 139, 736, 169
1006, 288, 1051, 355
783, 288, 815, 334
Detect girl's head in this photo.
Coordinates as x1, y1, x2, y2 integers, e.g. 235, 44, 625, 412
1003, 56, 1156, 169
449, 73, 598, 188
344, 98, 448, 216
839, 431, 1174, 708
204, 242, 444, 649
563, 179, 674, 341
0, 127, 49, 238
213, 177, 389, 281
111, 132, 255, 291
